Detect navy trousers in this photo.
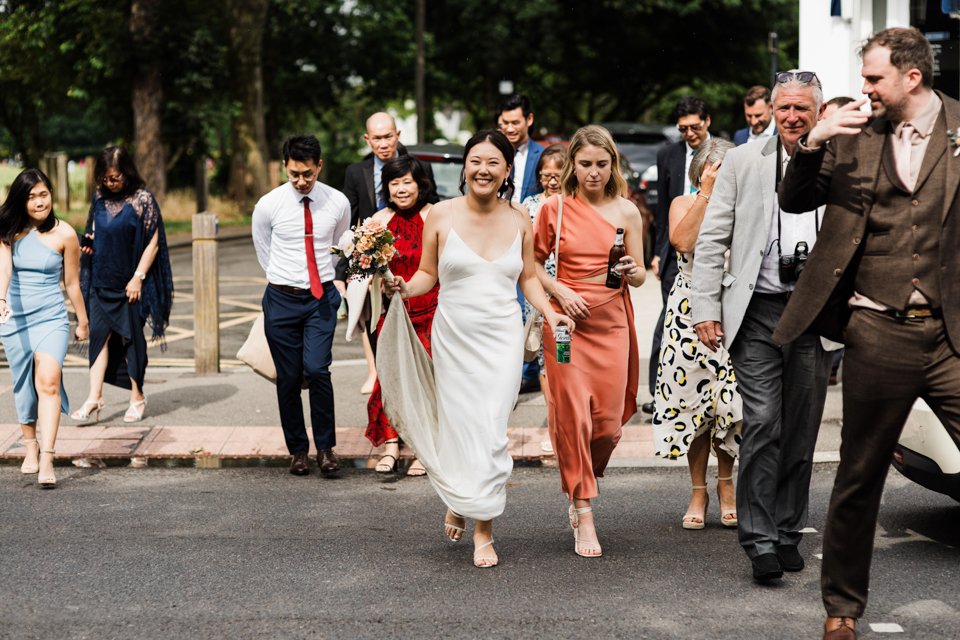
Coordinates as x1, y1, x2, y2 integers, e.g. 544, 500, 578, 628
262, 283, 341, 454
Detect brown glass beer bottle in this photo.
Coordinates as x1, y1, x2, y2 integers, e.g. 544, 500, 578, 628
605, 228, 626, 289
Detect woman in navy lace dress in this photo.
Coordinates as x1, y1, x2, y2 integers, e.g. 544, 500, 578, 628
71, 146, 173, 424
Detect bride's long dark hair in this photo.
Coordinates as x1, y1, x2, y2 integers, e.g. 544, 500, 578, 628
0, 168, 58, 246
459, 129, 516, 202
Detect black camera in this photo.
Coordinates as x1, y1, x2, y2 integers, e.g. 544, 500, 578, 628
778, 241, 809, 284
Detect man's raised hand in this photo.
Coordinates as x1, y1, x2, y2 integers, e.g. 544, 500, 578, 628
807, 98, 869, 148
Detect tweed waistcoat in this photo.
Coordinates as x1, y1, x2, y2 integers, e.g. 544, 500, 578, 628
855, 129, 945, 310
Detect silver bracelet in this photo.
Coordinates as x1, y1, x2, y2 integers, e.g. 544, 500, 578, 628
696, 192, 711, 202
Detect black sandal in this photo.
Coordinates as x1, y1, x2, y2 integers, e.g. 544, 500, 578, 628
375, 440, 400, 473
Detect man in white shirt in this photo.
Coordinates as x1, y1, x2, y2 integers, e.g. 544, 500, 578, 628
497, 94, 544, 203
252, 135, 350, 477
498, 94, 545, 392
733, 85, 776, 146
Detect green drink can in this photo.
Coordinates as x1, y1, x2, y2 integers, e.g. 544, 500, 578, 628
555, 325, 571, 364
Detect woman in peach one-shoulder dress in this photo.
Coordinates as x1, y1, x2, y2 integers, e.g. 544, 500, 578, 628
533, 125, 643, 558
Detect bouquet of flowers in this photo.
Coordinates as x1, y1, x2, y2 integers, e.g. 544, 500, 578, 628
330, 217, 400, 282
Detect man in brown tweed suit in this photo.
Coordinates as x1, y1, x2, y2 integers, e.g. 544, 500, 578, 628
776, 27, 960, 640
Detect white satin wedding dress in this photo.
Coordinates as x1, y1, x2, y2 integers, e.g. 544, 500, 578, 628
377, 219, 523, 521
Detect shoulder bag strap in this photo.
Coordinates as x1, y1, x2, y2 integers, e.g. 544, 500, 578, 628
553, 194, 563, 272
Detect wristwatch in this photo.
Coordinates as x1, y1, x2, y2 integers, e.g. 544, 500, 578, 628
134, 270, 146, 281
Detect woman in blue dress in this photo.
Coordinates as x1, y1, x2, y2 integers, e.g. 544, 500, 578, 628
0, 168, 89, 488
70, 146, 173, 424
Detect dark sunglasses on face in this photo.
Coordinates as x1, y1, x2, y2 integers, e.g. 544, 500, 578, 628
677, 122, 705, 134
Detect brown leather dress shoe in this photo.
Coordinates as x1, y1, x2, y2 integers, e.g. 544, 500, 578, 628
289, 452, 310, 476
823, 617, 857, 639
318, 449, 340, 476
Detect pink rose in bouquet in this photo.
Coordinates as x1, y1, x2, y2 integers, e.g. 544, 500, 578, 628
329, 216, 400, 282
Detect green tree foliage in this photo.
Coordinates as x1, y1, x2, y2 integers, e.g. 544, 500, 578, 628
0, 0, 799, 197
426, 0, 798, 135
0, 0, 127, 165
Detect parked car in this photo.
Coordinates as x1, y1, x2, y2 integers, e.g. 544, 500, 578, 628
406, 143, 464, 200
892, 398, 960, 501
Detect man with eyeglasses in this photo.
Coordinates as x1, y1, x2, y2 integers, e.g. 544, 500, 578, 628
776, 27, 960, 640
646, 96, 711, 414
252, 135, 350, 478
733, 85, 776, 146
692, 71, 834, 588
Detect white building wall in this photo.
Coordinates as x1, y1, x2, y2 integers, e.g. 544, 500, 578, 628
798, 0, 910, 102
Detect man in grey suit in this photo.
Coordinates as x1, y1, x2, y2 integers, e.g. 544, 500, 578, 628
692, 72, 833, 585
776, 28, 960, 640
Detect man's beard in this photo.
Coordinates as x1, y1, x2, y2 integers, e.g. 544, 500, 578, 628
872, 93, 908, 121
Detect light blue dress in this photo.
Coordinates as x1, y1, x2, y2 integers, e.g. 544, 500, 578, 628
0, 229, 69, 423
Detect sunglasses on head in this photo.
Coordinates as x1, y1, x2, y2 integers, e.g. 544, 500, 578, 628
776, 71, 818, 85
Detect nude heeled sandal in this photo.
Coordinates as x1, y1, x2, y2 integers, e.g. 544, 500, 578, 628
20, 438, 39, 474
123, 398, 147, 423
38, 449, 56, 489
570, 506, 602, 557
443, 510, 465, 542
717, 476, 738, 528
473, 539, 498, 568
682, 486, 708, 530
70, 399, 104, 424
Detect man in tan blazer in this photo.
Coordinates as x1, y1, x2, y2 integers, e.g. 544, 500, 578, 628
776, 27, 960, 640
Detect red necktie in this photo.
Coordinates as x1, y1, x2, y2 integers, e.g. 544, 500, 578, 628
302, 196, 325, 299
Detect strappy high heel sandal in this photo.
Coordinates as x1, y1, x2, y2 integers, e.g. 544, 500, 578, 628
38, 449, 56, 489
570, 506, 602, 557
406, 458, 427, 477
717, 475, 738, 528
473, 539, 498, 568
123, 398, 147, 423
20, 438, 39, 474
375, 439, 399, 474
682, 485, 708, 530
70, 399, 104, 424
443, 510, 465, 542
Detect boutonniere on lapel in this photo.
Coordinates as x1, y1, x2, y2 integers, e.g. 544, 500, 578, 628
948, 129, 960, 157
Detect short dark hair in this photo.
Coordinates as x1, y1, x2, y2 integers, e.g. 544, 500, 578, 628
0, 168, 59, 245
743, 85, 771, 106
460, 129, 516, 201
381, 154, 434, 211
282, 135, 322, 165
860, 27, 934, 88
674, 96, 710, 122
95, 145, 146, 199
498, 94, 533, 118
825, 96, 856, 109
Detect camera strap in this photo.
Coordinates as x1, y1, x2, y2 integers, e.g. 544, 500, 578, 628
774, 139, 819, 258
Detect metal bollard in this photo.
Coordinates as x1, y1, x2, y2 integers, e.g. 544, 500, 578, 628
192, 212, 220, 373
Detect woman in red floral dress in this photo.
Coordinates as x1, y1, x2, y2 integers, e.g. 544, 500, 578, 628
365, 155, 439, 476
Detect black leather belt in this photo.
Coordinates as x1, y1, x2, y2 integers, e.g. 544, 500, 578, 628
269, 282, 315, 296
882, 306, 941, 319
755, 291, 792, 302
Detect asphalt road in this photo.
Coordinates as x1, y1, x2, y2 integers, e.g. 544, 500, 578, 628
1, 464, 957, 639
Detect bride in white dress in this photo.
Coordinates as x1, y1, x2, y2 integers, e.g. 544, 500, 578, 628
383, 130, 573, 568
